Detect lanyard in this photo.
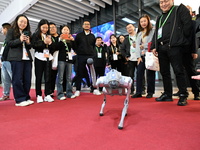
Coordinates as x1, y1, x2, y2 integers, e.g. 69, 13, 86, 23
3, 40, 6, 47
96, 46, 102, 53
159, 6, 175, 28
62, 40, 69, 51
111, 45, 117, 54
129, 35, 136, 45
51, 37, 55, 42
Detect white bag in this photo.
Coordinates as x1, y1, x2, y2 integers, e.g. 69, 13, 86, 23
145, 52, 159, 71
52, 50, 59, 68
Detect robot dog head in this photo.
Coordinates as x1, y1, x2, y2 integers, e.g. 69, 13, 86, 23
106, 69, 121, 89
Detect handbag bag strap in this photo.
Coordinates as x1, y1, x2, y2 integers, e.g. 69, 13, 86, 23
148, 42, 152, 52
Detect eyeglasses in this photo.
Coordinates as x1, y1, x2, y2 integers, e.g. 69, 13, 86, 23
83, 23, 90, 25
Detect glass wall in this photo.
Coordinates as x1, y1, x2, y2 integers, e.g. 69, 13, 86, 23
69, 0, 161, 36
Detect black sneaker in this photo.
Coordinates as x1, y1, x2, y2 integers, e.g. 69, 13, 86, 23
131, 93, 142, 98
173, 91, 180, 96
194, 94, 200, 100
155, 93, 173, 101
177, 95, 187, 106
146, 93, 153, 98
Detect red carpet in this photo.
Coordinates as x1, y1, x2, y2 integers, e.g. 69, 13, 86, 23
0, 87, 200, 150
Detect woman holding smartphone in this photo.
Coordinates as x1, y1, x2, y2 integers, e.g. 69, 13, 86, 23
6, 14, 34, 106
32, 19, 55, 103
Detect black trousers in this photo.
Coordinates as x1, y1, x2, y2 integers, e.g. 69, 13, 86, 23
11, 61, 32, 103
76, 55, 92, 91
35, 58, 52, 96
50, 69, 57, 94
158, 46, 188, 97
127, 61, 137, 93
136, 57, 155, 94
182, 53, 199, 95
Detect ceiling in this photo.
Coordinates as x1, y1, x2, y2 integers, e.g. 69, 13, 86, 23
0, 0, 13, 14
24, 0, 120, 32
0, 0, 120, 42
0, 0, 162, 43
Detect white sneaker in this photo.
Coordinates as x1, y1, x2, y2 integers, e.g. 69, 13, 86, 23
59, 96, 66, 100
44, 95, 54, 102
70, 95, 76, 99
74, 91, 80, 97
37, 95, 44, 103
15, 101, 30, 107
93, 89, 101, 95
27, 100, 34, 105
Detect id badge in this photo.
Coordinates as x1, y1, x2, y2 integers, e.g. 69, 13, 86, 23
113, 54, 118, 60
22, 47, 29, 60
43, 49, 50, 58
157, 27, 162, 39
68, 52, 73, 60
130, 45, 135, 53
98, 52, 102, 58
0, 46, 5, 55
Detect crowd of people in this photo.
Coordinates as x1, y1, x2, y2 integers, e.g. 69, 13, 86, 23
0, 0, 200, 107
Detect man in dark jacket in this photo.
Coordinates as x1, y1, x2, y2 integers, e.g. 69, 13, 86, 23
0, 23, 12, 101
121, 24, 138, 95
74, 21, 96, 97
151, 0, 193, 106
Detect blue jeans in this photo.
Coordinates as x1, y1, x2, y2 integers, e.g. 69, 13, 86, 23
57, 61, 73, 99
1, 61, 12, 96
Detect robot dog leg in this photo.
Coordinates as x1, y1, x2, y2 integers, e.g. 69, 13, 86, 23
99, 94, 106, 116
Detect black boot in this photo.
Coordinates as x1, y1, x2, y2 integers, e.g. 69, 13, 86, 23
194, 93, 200, 100
173, 91, 180, 96
177, 94, 188, 106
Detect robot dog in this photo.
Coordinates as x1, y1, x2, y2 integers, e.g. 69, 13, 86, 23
87, 58, 132, 129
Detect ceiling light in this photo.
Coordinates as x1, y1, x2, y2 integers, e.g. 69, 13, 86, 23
122, 17, 136, 24
76, 0, 83, 2
27, 17, 40, 22
90, 1, 95, 6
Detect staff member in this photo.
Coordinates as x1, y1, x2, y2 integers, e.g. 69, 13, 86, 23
74, 21, 96, 97
152, 0, 193, 106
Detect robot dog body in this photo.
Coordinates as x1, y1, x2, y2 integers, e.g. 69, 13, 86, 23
87, 58, 132, 129
96, 69, 132, 129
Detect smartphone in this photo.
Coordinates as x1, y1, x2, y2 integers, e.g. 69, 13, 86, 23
23, 31, 30, 36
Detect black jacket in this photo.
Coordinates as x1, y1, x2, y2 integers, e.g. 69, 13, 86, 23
1, 40, 10, 61
31, 32, 55, 54
74, 31, 95, 56
151, 4, 192, 51
93, 45, 107, 68
120, 37, 131, 58
58, 40, 75, 63
6, 28, 32, 61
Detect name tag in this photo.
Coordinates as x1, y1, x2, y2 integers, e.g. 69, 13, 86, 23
98, 52, 102, 58
113, 54, 118, 60
130, 45, 135, 53
157, 27, 162, 39
43, 49, 50, 58
22, 47, 29, 60
68, 52, 73, 60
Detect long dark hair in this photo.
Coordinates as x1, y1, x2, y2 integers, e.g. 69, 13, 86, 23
109, 34, 119, 47
35, 19, 49, 38
11, 14, 31, 37
137, 14, 152, 37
